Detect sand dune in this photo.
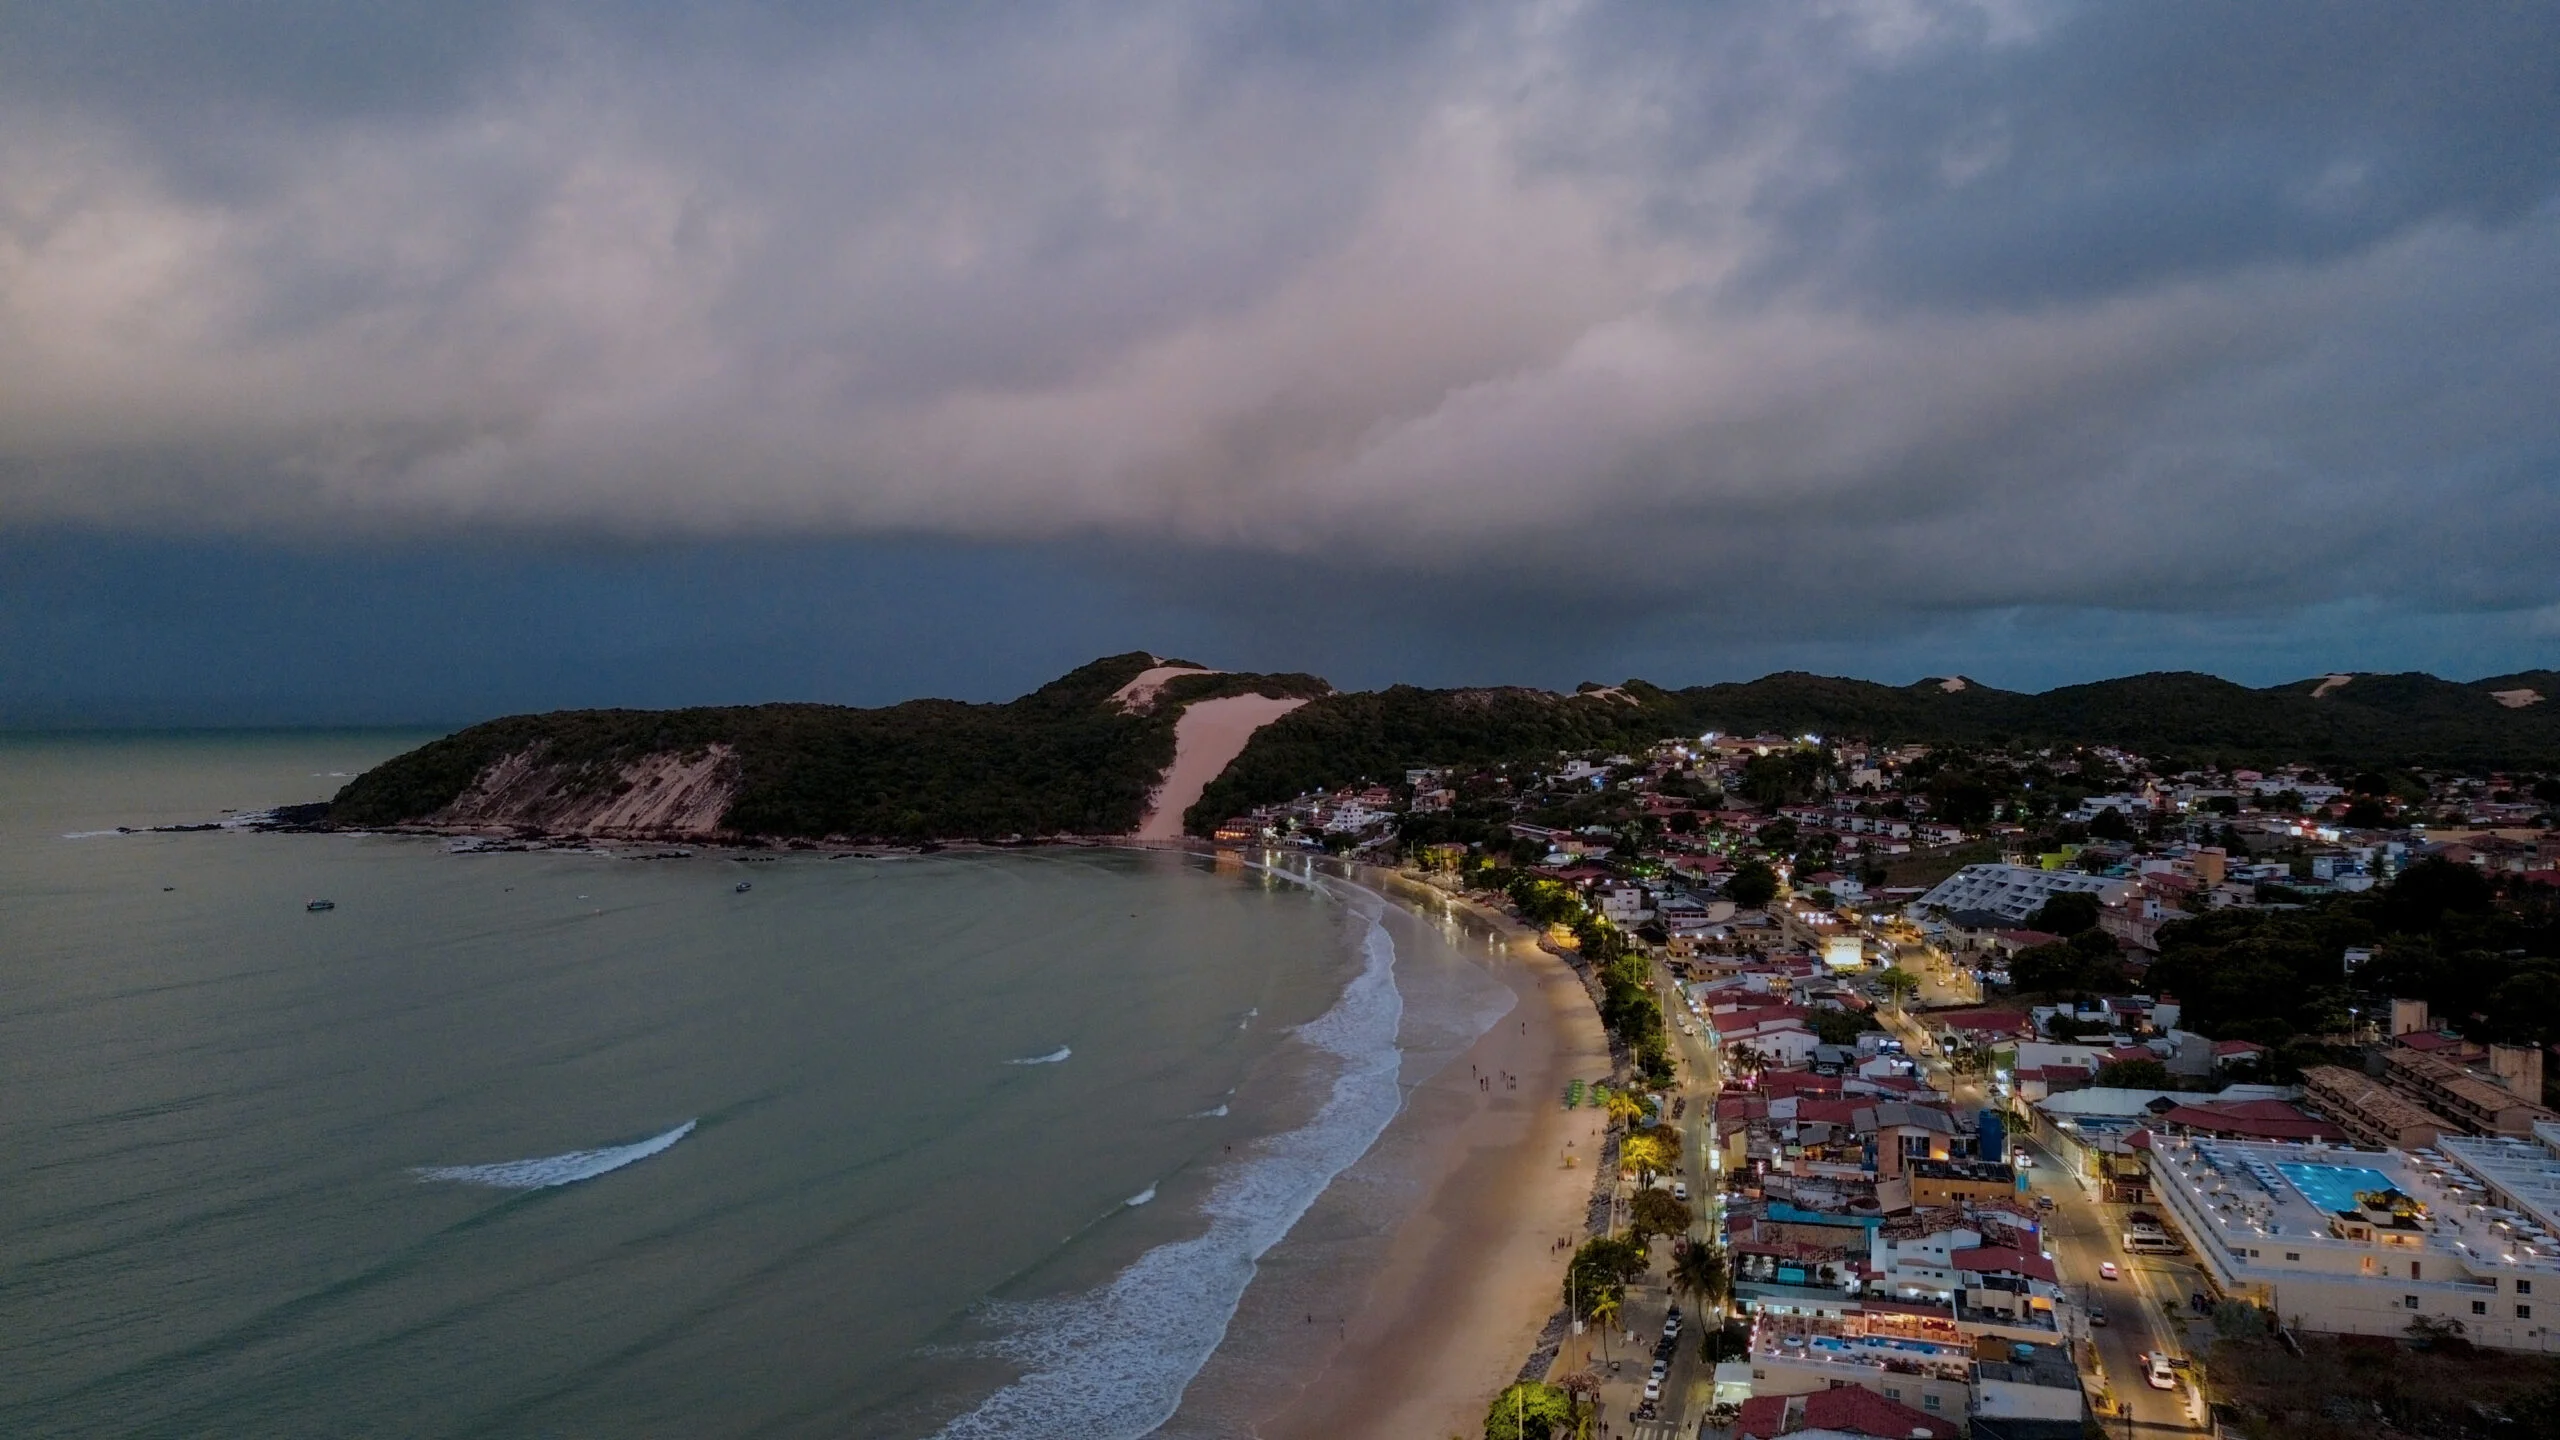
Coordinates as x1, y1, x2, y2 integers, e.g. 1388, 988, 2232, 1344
1133, 694, 1308, 839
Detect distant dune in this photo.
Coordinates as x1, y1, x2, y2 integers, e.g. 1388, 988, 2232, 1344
1134, 695, 1310, 840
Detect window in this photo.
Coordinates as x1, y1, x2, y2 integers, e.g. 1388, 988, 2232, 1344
2521, 1281, 2535, 1296
2474, 1301, 2489, 1316
2412, 1263, 2423, 1281
1884, 1388, 1901, 1401
1924, 1395, 1942, 1412
2247, 1249, 2260, 1258
2405, 1296, 2421, 1309
2285, 1252, 2301, 1262
2522, 1305, 2535, 1320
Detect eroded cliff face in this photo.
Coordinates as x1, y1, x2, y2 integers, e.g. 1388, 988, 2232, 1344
428, 744, 741, 837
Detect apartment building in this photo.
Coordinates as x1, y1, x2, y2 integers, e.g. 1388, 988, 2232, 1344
2301, 1066, 2453, 1151
2150, 1134, 2560, 1352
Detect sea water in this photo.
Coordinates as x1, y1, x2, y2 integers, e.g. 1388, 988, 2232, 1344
0, 733, 1509, 1437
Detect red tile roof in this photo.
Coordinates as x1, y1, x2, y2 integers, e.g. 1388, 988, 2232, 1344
2151, 1100, 2345, 1143
1733, 1395, 1791, 1440
1801, 1385, 1964, 1440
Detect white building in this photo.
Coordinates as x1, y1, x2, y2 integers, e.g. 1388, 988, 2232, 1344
1914, 865, 2133, 925
2150, 1131, 2560, 1352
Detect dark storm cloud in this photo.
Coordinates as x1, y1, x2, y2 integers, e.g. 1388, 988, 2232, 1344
1, 0, 2555, 670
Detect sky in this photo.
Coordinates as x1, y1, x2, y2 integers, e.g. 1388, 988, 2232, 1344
5, 1, 2557, 723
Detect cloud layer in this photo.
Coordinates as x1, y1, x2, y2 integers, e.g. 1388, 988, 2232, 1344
5, 0, 2558, 628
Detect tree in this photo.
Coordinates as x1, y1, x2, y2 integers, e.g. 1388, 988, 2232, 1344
2087, 806, 2132, 841
1630, 1187, 1695, 1244
2095, 1057, 2170, 1089
1620, 1133, 1674, 1185
1876, 967, 1921, 1006
1484, 1381, 1576, 1440
1604, 1088, 1649, 1130
1724, 860, 1779, 910
2027, 891, 2101, 936
1670, 1238, 1730, 1320
1586, 1292, 1623, 1364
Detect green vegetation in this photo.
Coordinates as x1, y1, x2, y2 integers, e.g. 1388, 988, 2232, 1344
2148, 858, 2560, 1055
1564, 1234, 1650, 1319
1722, 860, 1779, 909
331, 654, 1328, 840
1483, 1381, 1576, 1440
1193, 668, 2560, 830
1629, 1187, 1694, 1243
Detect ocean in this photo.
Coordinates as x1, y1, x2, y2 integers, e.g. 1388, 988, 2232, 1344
0, 732, 1514, 1437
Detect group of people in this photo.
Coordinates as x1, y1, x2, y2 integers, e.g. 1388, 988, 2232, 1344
1470, 1063, 1518, 1092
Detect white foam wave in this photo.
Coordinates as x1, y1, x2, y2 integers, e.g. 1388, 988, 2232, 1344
414, 1119, 696, 1189
1007, 1046, 1072, 1066
1124, 1184, 1157, 1207
933, 866, 1403, 1440
1189, 1104, 1230, 1119
60, 830, 123, 839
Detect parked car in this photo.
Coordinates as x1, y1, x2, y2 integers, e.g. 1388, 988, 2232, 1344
1673, 1180, 1690, 1201
2146, 1352, 2177, 1390
1644, 1377, 1663, 1402
2089, 1303, 2108, 1327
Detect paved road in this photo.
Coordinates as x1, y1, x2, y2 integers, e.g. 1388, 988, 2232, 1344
2023, 1133, 2211, 1434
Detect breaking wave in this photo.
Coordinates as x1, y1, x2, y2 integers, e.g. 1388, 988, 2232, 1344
1007, 1046, 1072, 1066
933, 863, 1403, 1440
414, 1120, 696, 1189
1124, 1184, 1157, 1207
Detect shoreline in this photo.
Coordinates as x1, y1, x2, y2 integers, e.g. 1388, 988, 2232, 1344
1240, 866, 1614, 1440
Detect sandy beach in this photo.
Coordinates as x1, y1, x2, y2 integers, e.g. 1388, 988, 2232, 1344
1252, 877, 1612, 1440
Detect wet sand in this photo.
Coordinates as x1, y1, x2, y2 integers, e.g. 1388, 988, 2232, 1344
1255, 879, 1611, 1440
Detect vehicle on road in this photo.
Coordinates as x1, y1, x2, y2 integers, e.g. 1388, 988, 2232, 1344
1674, 1181, 1690, 1201
2146, 1352, 2177, 1390
2089, 1302, 2108, 1327
1644, 1377, 1663, 1401
2123, 1231, 2183, 1255
2034, 1193, 2055, 1211
2099, 1261, 2120, 1281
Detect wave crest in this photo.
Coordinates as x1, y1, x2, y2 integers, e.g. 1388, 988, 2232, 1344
1007, 1046, 1072, 1065
414, 1119, 696, 1189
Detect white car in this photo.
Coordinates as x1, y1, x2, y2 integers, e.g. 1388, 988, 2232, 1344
1643, 1377, 1663, 1402
2145, 1352, 2177, 1390
1673, 1181, 1690, 1201
2099, 1261, 2120, 1281
1650, 1359, 1668, 1379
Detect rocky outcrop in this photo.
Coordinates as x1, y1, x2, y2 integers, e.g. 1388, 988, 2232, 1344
428, 744, 740, 838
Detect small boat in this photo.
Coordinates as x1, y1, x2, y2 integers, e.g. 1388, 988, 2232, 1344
306, 899, 336, 912
734, 881, 753, 893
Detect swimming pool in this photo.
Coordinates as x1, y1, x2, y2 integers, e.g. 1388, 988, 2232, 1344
2278, 1162, 2396, 1214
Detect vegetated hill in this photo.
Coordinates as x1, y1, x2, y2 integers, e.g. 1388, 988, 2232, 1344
336, 655, 2560, 842
1182, 667, 2560, 832
330, 655, 1330, 840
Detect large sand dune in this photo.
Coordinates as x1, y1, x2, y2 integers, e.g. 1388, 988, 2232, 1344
1133, 694, 1308, 839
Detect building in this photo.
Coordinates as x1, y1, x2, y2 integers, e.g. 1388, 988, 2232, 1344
1733, 1384, 1962, 1440
2149, 1133, 2560, 1352
1914, 865, 2134, 925
2383, 1046, 2560, 1138
2301, 1066, 2454, 1151
1968, 1340, 2085, 1440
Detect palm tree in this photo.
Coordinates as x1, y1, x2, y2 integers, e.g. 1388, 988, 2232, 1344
1619, 1133, 1672, 1188
1604, 1087, 1648, 1130
1588, 1291, 1622, 1365
1670, 1238, 1731, 1323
